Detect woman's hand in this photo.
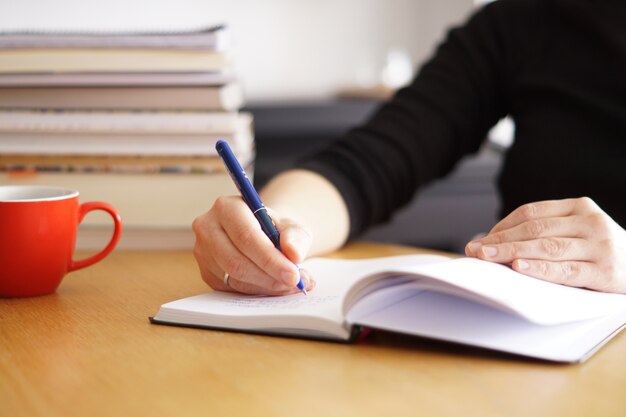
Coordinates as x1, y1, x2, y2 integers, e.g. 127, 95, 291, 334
192, 195, 315, 295
465, 197, 626, 294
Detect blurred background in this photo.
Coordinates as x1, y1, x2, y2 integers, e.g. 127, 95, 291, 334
0, 0, 510, 252
0, 0, 475, 101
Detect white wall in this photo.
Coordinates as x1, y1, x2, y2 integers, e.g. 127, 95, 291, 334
0, 0, 475, 101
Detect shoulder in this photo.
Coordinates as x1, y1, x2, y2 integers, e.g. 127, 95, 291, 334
479, 0, 547, 16
438, 0, 546, 63
448, 0, 551, 69
468, 0, 549, 34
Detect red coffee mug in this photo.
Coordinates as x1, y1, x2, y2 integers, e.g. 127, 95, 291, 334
0, 185, 122, 297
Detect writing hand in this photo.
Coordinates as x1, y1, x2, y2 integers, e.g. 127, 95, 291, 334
192, 196, 315, 295
465, 197, 626, 294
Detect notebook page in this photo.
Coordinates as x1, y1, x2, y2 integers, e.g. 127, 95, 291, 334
405, 258, 626, 325
154, 254, 449, 338
347, 287, 626, 362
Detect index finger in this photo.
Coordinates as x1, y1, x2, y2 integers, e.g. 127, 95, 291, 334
489, 199, 580, 234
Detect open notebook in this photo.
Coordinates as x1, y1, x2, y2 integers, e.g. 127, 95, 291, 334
151, 254, 626, 363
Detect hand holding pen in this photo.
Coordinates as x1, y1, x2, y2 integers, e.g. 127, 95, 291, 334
191, 140, 315, 295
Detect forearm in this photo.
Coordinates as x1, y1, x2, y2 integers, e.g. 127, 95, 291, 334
260, 169, 350, 256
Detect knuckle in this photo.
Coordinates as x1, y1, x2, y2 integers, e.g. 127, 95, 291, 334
192, 218, 219, 249
576, 196, 598, 212
508, 242, 522, 259
213, 196, 230, 213
525, 220, 545, 238
192, 241, 203, 261
191, 216, 200, 233
537, 261, 551, 278
191, 215, 206, 235
489, 233, 504, 245
541, 238, 564, 258
519, 203, 538, 221
586, 213, 609, 234
559, 262, 581, 285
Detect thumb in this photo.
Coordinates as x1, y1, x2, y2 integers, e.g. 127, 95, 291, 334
277, 220, 312, 264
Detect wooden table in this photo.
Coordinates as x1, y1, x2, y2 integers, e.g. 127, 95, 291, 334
1, 242, 625, 417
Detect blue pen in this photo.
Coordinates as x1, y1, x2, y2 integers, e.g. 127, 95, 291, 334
216, 139, 307, 295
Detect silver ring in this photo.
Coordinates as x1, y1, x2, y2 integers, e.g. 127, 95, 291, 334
223, 272, 230, 287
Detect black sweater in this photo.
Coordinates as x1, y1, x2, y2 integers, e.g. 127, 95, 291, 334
298, 0, 626, 239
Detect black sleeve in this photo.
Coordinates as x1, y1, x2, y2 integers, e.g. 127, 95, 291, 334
297, 0, 530, 238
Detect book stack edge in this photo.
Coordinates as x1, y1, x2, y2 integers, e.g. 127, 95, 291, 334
0, 25, 254, 250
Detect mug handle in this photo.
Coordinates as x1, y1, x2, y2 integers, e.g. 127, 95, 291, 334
68, 202, 123, 272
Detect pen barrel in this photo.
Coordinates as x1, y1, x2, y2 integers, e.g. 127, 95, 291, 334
216, 140, 264, 210
254, 208, 281, 249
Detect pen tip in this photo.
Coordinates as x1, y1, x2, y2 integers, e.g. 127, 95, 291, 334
302, 288, 308, 296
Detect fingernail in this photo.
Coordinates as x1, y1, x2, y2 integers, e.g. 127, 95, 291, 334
482, 246, 497, 257
281, 270, 298, 285
517, 260, 529, 270
467, 241, 482, 254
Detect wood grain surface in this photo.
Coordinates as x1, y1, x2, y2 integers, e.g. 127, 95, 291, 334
1, 242, 625, 417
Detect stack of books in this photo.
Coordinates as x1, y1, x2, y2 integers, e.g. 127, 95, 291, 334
0, 26, 254, 249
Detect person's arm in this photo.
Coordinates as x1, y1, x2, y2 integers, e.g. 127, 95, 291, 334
193, 1, 531, 295
260, 169, 350, 257
192, 169, 349, 295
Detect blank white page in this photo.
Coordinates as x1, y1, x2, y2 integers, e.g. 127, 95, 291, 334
347, 286, 626, 362
403, 258, 626, 325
